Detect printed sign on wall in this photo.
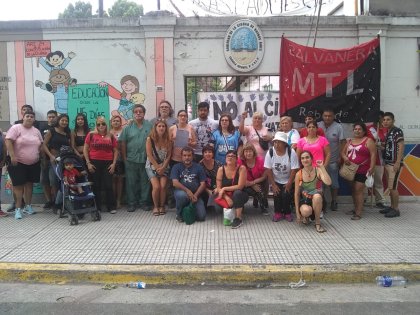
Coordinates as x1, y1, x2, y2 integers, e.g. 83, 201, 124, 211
67, 84, 110, 130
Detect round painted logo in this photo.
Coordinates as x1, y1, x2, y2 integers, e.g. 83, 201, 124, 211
224, 19, 265, 72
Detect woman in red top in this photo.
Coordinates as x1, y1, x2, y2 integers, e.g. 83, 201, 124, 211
341, 123, 376, 220
84, 116, 118, 213
237, 143, 268, 215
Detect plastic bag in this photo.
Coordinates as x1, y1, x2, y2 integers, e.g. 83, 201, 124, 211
365, 174, 374, 188
223, 208, 235, 226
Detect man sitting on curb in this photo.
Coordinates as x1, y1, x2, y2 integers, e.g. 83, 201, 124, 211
170, 146, 207, 223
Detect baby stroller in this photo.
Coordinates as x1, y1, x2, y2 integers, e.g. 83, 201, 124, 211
54, 146, 101, 225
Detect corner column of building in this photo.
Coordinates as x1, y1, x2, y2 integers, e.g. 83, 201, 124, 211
141, 16, 176, 117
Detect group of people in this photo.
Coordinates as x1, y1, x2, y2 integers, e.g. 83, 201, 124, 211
0, 101, 404, 233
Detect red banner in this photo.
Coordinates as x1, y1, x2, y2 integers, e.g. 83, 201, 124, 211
280, 37, 380, 123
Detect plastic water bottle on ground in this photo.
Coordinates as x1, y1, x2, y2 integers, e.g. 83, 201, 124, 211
376, 276, 406, 287
126, 281, 146, 289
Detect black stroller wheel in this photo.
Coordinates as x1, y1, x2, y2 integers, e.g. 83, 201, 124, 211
70, 215, 79, 226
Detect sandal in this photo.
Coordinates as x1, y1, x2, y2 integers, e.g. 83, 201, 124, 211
152, 208, 160, 216
345, 210, 355, 215
315, 224, 326, 233
351, 214, 362, 220
159, 207, 166, 215
302, 217, 310, 225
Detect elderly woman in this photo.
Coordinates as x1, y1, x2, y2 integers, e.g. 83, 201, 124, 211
199, 144, 222, 209
146, 119, 172, 216
341, 122, 376, 220
214, 150, 248, 229
212, 114, 242, 164
264, 132, 300, 222
84, 116, 118, 213
296, 121, 331, 167
239, 111, 271, 158
5, 110, 43, 219
294, 151, 331, 233
238, 143, 268, 215
150, 100, 177, 127
279, 116, 300, 150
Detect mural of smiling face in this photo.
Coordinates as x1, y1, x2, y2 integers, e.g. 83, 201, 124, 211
47, 52, 65, 67
50, 69, 70, 85
121, 79, 137, 94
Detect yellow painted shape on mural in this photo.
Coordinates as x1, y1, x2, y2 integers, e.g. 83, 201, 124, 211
403, 155, 420, 179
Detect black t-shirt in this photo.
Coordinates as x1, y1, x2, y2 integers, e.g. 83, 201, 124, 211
383, 126, 404, 164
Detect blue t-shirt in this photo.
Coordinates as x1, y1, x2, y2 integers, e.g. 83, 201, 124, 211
211, 130, 241, 164
170, 162, 207, 193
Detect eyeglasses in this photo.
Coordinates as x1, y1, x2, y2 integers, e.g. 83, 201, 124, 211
226, 154, 237, 158
220, 119, 229, 122
96, 123, 106, 127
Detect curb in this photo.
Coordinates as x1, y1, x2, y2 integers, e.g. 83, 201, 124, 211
1, 263, 419, 286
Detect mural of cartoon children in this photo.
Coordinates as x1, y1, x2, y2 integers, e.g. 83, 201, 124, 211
35, 69, 76, 113
38, 51, 77, 92
99, 75, 144, 124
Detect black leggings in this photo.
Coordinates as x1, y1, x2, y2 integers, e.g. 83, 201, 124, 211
91, 159, 115, 211
273, 182, 292, 215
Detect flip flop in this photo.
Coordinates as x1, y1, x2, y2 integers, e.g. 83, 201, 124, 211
315, 224, 326, 233
152, 208, 160, 216
345, 210, 355, 215
302, 217, 310, 225
351, 214, 362, 220
159, 207, 166, 215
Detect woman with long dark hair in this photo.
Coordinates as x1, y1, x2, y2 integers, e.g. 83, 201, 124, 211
212, 114, 241, 164
110, 115, 125, 209
43, 113, 72, 210
71, 113, 90, 159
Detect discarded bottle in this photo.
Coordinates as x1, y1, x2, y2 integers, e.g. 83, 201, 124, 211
375, 276, 406, 287
126, 281, 146, 289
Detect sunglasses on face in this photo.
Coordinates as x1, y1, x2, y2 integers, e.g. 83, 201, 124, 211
96, 123, 106, 127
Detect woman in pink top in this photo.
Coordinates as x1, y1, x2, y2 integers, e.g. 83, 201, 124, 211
5, 110, 43, 219
296, 121, 331, 167
237, 143, 268, 214
341, 122, 376, 220
84, 116, 118, 213
239, 111, 272, 158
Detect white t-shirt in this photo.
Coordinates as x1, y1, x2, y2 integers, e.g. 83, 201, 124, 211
264, 147, 300, 184
189, 118, 218, 155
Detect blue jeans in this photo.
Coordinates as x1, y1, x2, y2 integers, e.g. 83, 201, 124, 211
174, 189, 206, 221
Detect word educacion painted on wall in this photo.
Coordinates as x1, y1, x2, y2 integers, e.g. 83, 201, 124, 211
198, 91, 280, 131
68, 84, 110, 129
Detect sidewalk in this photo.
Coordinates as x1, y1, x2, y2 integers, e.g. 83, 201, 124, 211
0, 199, 419, 286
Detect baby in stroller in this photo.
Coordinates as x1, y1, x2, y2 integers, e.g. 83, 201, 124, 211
55, 146, 100, 225
63, 158, 87, 195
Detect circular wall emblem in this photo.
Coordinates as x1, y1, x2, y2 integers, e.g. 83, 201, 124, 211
224, 19, 265, 72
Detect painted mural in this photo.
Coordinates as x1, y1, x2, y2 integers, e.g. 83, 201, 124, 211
6, 40, 147, 129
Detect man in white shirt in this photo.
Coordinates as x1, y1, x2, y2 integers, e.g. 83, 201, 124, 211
189, 101, 218, 163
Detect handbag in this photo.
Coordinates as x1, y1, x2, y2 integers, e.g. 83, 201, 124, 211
339, 161, 359, 181
182, 202, 196, 225
254, 128, 269, 151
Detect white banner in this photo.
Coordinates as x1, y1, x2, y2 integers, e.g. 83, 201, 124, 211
198, 91, 280, 131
